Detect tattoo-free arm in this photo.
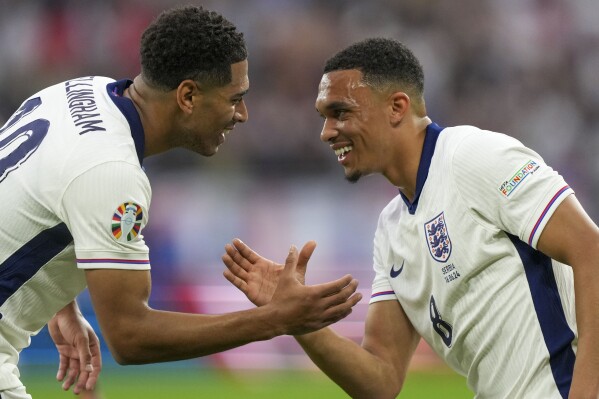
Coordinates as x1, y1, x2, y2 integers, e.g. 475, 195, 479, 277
536, 195, 599, 398
295, 300, 420, 399
85, 246, 360, 364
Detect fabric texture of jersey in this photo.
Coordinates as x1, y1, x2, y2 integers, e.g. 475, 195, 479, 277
0, 76, 151, 390
370, 123, 576, 398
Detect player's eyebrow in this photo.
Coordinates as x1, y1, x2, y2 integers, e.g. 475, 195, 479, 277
231, 88, 249, 98
316, 100, 352, 116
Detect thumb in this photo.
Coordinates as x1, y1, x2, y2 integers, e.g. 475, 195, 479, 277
283, 245, 298, 275
296, 241, 316, 280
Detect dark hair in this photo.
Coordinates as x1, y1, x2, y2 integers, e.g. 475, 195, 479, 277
140, 5, 247, 90
324, 38, 424, 97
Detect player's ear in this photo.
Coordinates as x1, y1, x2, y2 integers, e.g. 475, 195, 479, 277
176, 80, 198, 114
388, 91, 410, 127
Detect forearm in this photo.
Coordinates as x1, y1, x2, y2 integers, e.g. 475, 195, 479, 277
295, 328, 403, 399
569, 260, 599, 398
101, 304, 283, 365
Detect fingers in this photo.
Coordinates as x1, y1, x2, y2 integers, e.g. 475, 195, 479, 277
231, 238, 261, 263
62, 356, 79, 391
222, 250, 249, 280
319, 278, 361, 309
223, 244, 253, 273
282, 277, 362, 335
282, 245, 299, 274
56, 353, 68, 382
71, 334, 93, 394
296, 241, 316, 277
86, 342, 102, 391
314, 278, 362, 326
314, 274, 356, 297
223, 269, 249, 293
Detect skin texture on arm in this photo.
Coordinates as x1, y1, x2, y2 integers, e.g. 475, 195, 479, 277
223, 239, 420, 398
48, 300, 101, 394
536, 195, 599, 398
295, 300, 420, 399
85, 245, 360, 365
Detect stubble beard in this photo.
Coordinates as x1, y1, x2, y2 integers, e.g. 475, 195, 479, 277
345, 170, 362, 184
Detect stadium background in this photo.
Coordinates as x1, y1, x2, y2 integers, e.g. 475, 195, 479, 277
1, 0, 598, 397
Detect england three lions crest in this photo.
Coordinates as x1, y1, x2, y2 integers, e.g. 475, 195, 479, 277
424, 212, 452, 262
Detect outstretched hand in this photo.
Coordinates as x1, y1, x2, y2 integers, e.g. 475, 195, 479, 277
222, 239, 363, 335
222, 239, 314, 306
48, 302, 102, 395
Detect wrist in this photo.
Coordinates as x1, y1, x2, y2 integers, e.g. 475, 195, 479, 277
256, 304, 288, 338
55, 301, 81, 318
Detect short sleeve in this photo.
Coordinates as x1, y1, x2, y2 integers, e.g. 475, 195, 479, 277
60, 161, 152, 269
370, 211, 397, 304
451, 131, 573, 248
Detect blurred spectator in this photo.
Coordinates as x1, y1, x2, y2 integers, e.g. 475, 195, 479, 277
4, 0, 598, 371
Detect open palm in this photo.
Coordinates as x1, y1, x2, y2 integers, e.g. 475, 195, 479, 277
222, 239, 312, 306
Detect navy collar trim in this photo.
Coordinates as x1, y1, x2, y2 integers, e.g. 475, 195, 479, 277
106, 80, 145, 166
400, 122, 445, 215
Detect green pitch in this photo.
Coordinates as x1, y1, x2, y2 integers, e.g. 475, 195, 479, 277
22, 365, 472, 398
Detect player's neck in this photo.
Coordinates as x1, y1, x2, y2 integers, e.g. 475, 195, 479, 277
124, 76, 175, 157
386, 116, 431, 201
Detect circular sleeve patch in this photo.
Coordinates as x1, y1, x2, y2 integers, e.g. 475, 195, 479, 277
112, 202, 143, 242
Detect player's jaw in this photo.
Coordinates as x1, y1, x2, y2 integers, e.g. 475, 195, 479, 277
209, 122, 238, 154
330, 140, 365, 183
175, 121, 237, 156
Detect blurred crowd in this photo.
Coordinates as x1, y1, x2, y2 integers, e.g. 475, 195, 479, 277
2, 0, 599, 369
2, 1, 598, 197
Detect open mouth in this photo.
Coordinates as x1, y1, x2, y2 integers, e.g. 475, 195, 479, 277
334, 145, 353, 161
219, 128, 232, 143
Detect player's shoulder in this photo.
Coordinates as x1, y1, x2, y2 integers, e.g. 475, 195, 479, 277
440, 125, 525, 154
34, 76, 115, 97
377, 194, 405, 230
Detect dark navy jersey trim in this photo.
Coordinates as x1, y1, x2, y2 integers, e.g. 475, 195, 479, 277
507, 233, 575, 398
0, 223, 73, 307
106, 80, 145, 166
400, 122, 444, 214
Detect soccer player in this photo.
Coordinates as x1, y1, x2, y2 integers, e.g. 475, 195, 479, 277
0, 6, 361, 398
222, 38, 599, 398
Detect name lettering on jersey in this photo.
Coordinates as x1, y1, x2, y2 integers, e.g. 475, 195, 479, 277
424, 212, 452, 262
64, 77, 107, 135
498, 160, 540, 197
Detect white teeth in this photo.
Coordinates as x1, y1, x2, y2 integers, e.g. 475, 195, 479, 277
334, 146, 353, 157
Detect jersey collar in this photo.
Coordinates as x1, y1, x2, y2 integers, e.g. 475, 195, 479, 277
400, 122, 445, 215
106, 80, 145, 166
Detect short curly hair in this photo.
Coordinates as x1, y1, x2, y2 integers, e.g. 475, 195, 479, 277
324, 38, 424, 97
140, 5, 247, 90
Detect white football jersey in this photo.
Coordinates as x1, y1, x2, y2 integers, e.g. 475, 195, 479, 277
0, 76, 151, 389
370, 123, 576, 398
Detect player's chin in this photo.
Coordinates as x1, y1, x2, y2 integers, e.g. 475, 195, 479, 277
186, 143, 219, 157
344, 168, 362, 184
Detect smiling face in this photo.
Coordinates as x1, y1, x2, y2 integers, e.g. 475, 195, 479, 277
316, 69, 395, 183
172, 60, 249, 156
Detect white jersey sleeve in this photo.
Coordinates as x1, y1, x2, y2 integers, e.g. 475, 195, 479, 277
370, 209, 396, 303
450, 130, 573, 249
61, 161, 151, 269
370, 199, 404, 304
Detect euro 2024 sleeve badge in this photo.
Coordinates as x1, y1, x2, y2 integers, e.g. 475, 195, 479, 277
112, 202, 143, 242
